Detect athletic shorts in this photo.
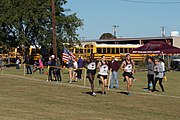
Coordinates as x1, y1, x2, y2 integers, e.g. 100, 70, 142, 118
97, 74, 108, 79
87, 69, 96, 75
123, 72, 133, 78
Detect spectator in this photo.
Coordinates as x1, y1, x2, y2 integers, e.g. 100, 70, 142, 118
152, 59, 165, 92
23, 54, 32, 74
159, 59, 168, 82
0, 55, 2, 70
72, 58, 78, 82
47, 57, 52, 81
145, 57, 155, 91
32, 56, 44, 74
109, 56, 120, 89
15, 56, 21, 69
53, 58, 62, 82
77, 56, 84, 80
67, 57, 74, 83
48, 55, 56, 81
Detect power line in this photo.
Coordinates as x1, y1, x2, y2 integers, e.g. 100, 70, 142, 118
121, 0, 180, 4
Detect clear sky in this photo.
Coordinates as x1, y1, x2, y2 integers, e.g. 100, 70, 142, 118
65, 0, 180, 39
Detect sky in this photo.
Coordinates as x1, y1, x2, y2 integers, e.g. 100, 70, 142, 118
65, 0, 180, 39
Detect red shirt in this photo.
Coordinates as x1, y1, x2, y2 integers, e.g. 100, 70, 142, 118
109, 60, 120, 72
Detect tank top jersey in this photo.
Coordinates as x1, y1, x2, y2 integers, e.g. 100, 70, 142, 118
124, 60, 133, 73
98, 61, 108, 75
87, 58, 96, 70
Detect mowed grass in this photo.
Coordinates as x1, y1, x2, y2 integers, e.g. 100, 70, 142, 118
0, 67, 180, 120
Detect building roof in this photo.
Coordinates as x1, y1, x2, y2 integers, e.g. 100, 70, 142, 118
80, 36, 174, 42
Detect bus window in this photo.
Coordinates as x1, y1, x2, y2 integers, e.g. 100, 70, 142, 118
112, 48, 115, 54
116, 48, 119, 54
103, 48, 106, 54
80, 49, 83, 53
75, 48, 79, 53
124, 48, 128, 53
107, 48, 110, 53
97, 48, 101, 53
87, 49, 91, 53
84, 49, 86, 53
129, 48, 132, 53
120, 48, 123, 53
91, 49, 93, 53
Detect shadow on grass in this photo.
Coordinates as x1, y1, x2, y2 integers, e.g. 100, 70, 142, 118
117, 91, 129, 95
82, 91, 103, 96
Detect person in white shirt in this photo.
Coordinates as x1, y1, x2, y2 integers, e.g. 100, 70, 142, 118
159, 59, 168, 82
72, 58, 78, 82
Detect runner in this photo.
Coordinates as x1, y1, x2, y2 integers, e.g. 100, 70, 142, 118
85, 53, 97, 96
97, 55, 109, 95
121, 53, 135, 96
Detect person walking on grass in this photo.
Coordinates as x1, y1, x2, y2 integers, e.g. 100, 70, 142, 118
97, 55, 109, 95
121, 53, 135, 96
109, 56, 120, 89
85, 53, 97, 96
152, 59, 165, 92
159, 58, 168, 82
145, 57, 155, 91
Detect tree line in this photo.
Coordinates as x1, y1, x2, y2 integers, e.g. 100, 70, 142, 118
0, 0, 83, 56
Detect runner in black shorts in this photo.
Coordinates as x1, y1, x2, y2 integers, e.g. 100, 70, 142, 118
97, 55, 109, 95
121, 53, 135, 96
85, 53, 97, 96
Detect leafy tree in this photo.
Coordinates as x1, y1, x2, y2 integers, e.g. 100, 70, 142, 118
99, 33, 116, 39
0, 0, 83, 55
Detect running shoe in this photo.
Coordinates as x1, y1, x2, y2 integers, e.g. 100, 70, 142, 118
91, 92, 96, 96
127, 93, 131, 96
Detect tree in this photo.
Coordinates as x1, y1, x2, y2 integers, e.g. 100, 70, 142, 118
0, 0, 83, 55
99, 33, 116, 39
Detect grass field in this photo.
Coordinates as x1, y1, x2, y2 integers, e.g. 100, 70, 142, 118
0, 67, 180, 120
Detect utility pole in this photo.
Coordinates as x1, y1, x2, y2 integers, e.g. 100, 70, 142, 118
161, 26, 166, 37
51, 0, 57, 58
112, 25, 119, 38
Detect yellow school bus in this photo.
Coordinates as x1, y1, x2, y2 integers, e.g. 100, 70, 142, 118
73, 42, 147, 62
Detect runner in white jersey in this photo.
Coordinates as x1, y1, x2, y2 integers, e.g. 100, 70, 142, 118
86, 53, 97, 96
121, 53, 135, 96
97, 55, 109, 95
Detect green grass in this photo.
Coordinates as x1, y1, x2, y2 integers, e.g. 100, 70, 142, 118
0, 66, 180, 120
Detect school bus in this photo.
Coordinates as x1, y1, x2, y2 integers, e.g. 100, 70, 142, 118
29, 45, 41, 61
73, 42, 147, 62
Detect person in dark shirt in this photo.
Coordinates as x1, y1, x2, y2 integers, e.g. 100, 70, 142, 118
109, 56, 120, 89
48, 55, 56, 81
67, 57, 74, 83
23, 54, 32, 74
145, 57, 155, 91
77, 56, 84, 80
